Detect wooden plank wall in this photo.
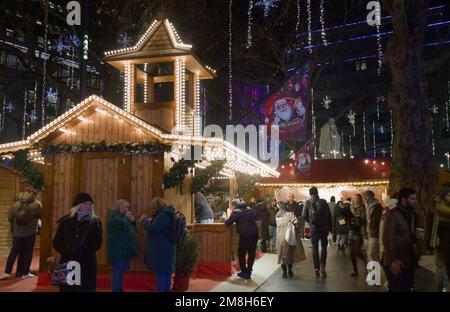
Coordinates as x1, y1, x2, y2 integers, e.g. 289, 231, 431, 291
129, 153, 164, 271
189, 224, 233, 263
135, 103, 175, 133
50, 154, 75, 259
43, 152, 166, 272
0, 168, 20, 257
52, 109, 151, 145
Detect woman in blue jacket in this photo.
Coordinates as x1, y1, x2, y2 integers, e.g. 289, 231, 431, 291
140, 197, 176, 292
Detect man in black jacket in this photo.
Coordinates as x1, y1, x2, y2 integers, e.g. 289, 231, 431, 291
286, 194, 305, 238
302, 187, 332, 277
225, 202, 259, 279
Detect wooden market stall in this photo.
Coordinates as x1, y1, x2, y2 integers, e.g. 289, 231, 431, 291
0, 19, 279, 280
257, 158, 392, 202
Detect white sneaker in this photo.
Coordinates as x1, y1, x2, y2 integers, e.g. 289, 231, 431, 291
0, 273, 11, 280
21, 273, 35, 279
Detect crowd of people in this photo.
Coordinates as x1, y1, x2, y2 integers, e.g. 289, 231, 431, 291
0, 185, 448, 293
223, 186, 449, 292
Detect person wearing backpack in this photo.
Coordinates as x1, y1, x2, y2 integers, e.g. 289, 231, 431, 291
302, 187, 332, 277
140, 197, 176, 292
0, 191, 42, 280
106, 199, 138, 292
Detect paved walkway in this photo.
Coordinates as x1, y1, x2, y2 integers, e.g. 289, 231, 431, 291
256, 240, 438, 292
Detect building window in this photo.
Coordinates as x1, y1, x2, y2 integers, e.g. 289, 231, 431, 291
37, 36, 45, 49
355, 60, 367, 71
0, 50, 7, 65
6, 29, 14, 38
16, 31, 25, 42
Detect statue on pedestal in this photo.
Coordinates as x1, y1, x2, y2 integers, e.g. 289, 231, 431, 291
319, 118, 341, 159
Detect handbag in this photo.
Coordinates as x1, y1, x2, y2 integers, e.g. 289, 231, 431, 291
50, 220, 94, 286
285, 220, 297, 246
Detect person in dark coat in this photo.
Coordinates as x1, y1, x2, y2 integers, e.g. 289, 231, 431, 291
255, 200, 270, 253
140, 197, 176, 292
106, 199, 139, 292
382, 188, 419, 292
52, 193, 102, 292
225, 202, 259, 279
333, 201, 352, 251
286, 194, 305, 238
302, 187, 332, 277
268, 199, 279, 252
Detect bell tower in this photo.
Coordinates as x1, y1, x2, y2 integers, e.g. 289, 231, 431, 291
105, 19, 215, 135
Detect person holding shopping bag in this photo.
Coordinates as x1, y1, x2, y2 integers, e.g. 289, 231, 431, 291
276, 202, 306, 278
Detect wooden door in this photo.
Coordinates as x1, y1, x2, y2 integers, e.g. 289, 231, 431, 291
79, 152, 131, 272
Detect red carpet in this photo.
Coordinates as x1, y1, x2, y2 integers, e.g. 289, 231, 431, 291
1, 250, 264, 292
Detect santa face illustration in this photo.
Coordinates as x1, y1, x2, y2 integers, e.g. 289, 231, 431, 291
273, 98, 293, 124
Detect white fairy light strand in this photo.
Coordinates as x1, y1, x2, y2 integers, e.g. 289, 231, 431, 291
307, 0, 312, 54
229, 0, 233, 122
446, 81, 450, 130
0, 96, 5, 133
320, 0, 328, 46
376, 24, 383, 76
390, 109, 393, 148
363, 112, 367, 154
295, 0, 301, 32
349, 134, 353, 157
372, 121, 377, 157
23, 88, 28, 139
311, 88, 316, 158
41, 26, 48, 126
247, 0, 253, 48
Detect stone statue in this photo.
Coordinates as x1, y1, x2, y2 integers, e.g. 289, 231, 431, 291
319, 118, 341, 159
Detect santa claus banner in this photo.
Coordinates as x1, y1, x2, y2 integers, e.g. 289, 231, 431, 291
295, 140, 314, 176
263, 65, 310, 141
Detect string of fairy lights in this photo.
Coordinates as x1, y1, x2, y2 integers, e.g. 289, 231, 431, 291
228, 0, 233, 122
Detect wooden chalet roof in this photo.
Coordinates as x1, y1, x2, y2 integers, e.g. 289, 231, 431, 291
0, 95, 278, 177
104, 19, 216, 80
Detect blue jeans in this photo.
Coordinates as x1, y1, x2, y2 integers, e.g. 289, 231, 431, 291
336, 234, 348, 247
269, 225, 277, 247
111, 259, 129, 292
311, 227, 328, 270
155, 272, 172, 292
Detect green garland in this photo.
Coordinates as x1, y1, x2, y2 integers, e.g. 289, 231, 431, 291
191, 160, 225, 193
163, 158, 196, 192
39, 140, 171, 156
11, 150, 44, 191
237, 174, 260, 197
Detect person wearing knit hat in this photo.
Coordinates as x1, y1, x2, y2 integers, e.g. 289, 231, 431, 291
52, 192, 102, 292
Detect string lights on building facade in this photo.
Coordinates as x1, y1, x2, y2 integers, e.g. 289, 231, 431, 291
363, 112, 367, 154
319, 0, 328, 46
295, 0, 301, 32
372, 121, 377, 157
246, 0, 253, 48
143, 63, 148, 104
307, 0, 312, 54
